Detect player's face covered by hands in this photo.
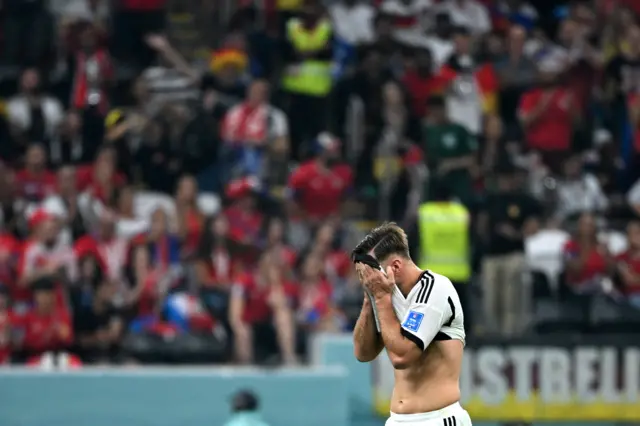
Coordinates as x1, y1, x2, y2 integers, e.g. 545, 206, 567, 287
356, 263, 395, 298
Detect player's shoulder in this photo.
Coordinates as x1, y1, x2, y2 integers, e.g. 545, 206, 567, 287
409, 269, 457, 305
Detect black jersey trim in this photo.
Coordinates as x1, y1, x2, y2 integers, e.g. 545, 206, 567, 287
415, 270, 435, 304
400, 327, 425, 351
443, 297, 456, 327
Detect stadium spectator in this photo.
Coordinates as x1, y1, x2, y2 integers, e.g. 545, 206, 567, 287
229, 253, 297, 365
16, 144, 57, 204
313, 222, 350, 285
402, 48, 449, 118
421, 95, 476, 205
224, 177, 264, 248
174, 175, 204, 256
131, 208, 182, 272
17, 209, 76, 311
47, 112, 94, 168
281, 0, 334, 159
379, 0, 432, 41
7, 69, 65, 152
423, 11, 456, 68
111, 186, 149, 239
479, 162, 540, 335
442, 26, 498, 135
72, 278, 123, 363
518, 63, 577, 170
134, 119, 182, 193
71, 23, 113, 133
493, 24, 537, 129
42, 166, 88, 243
295, 252, 336, 332
368, 81, 425, 225
18, 278, 73, 358
263, 216, 297, 276
337, 46, 394, 137
617, 220, 640, 308
221, 79, 290, 181
74, 210, 128, 285
195, 214, 241, 324
78, 146, 126, 202
287, 133, 353, 224
563, 212, 612, 293
554, 154, 608, 221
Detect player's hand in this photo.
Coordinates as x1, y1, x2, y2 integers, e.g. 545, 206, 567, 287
361, 264, 395, 299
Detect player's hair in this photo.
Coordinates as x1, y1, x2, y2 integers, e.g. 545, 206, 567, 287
351, 222, 410, 262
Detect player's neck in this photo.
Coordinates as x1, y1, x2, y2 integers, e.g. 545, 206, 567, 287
398, 263, 424, 298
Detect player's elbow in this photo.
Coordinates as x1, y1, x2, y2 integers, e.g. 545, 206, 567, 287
353, 346, 377, 363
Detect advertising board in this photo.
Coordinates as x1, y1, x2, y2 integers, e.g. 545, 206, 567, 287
373, 337, 640, 421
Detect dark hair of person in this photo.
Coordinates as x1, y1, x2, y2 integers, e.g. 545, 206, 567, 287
195, 215, 226, 260
231, 390, 259, 412
351, 222, 411, 262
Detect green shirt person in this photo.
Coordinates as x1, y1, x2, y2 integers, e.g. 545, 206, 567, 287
421, 95, 477, 206
224, 390, 270, 426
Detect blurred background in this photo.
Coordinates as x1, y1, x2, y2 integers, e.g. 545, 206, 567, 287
0, 0, 640, 425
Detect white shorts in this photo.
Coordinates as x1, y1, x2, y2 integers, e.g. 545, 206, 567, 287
385, 402, 472, 426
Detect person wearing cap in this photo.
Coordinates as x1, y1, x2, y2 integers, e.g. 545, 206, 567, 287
421, 94, 477, 207
477, 160, 542, 336
287, 132, 353, 224
224, 390, 270, 426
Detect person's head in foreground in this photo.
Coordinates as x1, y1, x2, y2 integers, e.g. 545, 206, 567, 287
351, 222, 421, 290
231, 390, 259, 413
226, 390, 271, 426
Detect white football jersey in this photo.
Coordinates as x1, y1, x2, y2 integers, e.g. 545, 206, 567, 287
383, 270, 465, 351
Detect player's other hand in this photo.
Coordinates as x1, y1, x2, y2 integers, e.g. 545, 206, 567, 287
361, 264, 395, 298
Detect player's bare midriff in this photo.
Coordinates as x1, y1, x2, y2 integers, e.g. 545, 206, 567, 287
390, 340, 464, 414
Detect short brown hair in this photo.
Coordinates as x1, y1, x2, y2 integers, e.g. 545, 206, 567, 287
351, 222, 410, 262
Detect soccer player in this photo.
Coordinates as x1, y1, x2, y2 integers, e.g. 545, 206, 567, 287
351, 222, 469, 426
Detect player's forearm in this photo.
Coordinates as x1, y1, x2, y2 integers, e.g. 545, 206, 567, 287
374, 294, 417, 365
353, 296, 383, 362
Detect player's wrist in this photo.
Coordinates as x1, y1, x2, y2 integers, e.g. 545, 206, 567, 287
373, 292, 392, 304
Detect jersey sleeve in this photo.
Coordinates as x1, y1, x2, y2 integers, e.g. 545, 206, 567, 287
399, 275, 452, 351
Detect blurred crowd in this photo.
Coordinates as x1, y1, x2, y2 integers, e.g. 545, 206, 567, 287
1, 0, 640, 367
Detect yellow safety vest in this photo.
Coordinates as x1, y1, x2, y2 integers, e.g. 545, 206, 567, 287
282, 19, 332, 97
418, 202, 471, 282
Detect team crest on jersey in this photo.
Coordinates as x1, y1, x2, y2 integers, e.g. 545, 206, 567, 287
402, 311, 424, 332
